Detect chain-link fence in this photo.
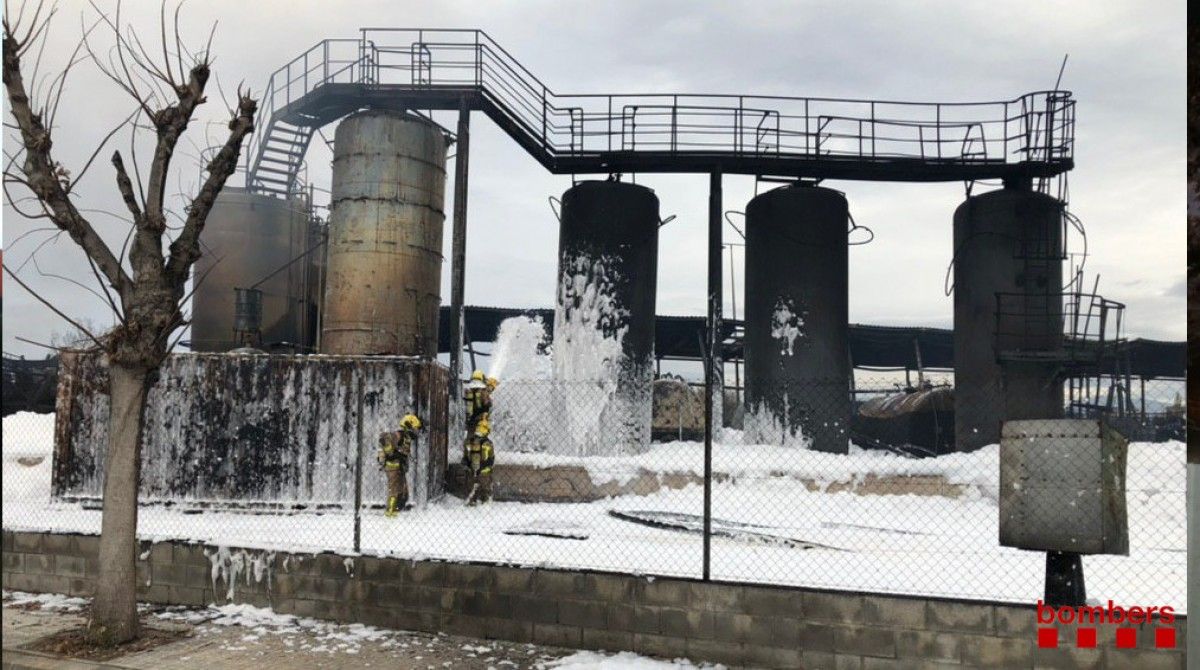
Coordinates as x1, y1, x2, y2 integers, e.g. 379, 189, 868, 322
1, 372, 1186, 611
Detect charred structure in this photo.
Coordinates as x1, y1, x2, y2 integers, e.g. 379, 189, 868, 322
551, 180, 660, 455
953, 187, 1065, 451
743, 184, 851, 453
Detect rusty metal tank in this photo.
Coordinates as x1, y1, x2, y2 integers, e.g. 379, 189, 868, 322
190, 187, 316, 352
320, 110, 449, 356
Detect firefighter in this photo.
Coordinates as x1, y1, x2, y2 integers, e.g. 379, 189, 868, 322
378, 413, 422, 517
462, 423, 495, 506
464, 370, 493, 437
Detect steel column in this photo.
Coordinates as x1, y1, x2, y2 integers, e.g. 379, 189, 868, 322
353, 374, 364, 553
703, 168, 723, 581
448, 98, 471, 381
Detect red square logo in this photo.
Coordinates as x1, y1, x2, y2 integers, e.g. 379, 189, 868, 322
1155, 628, 1176, 649
1115, 628, 1137, 648
1075, 627, 1096, 648
1037, 628, 1058, 648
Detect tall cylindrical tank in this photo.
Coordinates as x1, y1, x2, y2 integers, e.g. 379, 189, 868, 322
953, 187, 1064, 451
552, 180, 659, 455
743, 184, 850, 453
191, 187, 315, 352
320, 110, 448, 356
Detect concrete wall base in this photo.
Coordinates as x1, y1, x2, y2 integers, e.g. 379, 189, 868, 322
1, 530, 1185, 669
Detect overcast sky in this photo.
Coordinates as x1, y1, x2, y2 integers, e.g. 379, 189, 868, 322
0, 0, 1186, 358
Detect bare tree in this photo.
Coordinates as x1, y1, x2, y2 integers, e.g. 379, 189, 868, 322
3, 0, 255, 644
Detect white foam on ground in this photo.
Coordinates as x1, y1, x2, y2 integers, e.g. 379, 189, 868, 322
154, 602, 392, 653
2, 412, 55, 502
540, 650, 723, 669
2, 412, 56, 457
3, 413, 1185, 610
4, 590, 89, 612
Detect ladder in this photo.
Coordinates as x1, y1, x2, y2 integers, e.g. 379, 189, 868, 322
247, 117, 316, 199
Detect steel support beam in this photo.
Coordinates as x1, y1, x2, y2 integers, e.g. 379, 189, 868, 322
448, 98, 471, 381
703, 168, 723, 580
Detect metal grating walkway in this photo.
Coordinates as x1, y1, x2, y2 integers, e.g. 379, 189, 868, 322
246, 29, 1075, 198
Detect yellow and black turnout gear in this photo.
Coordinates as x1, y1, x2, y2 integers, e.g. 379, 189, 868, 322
464, 376, 492, 434
378, 418, 419, 516
463, 433, 495, 505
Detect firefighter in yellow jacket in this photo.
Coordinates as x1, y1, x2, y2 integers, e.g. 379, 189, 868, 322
464, 370, 493, 438
463, 423, 495, 505
378, 414, 421, 517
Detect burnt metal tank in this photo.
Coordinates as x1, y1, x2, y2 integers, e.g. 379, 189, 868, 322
552, 180, 659, 455
191, 187, 316, 352
952, 187, 1064, 451
854, 385, 955, 456
320, 110, 448, 356
743, 184, 850, 453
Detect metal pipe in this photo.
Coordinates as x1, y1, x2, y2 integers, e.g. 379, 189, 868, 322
314, 225, 327, 353
353, 374, 364, 553
728, 243, 740, 405
448, 97, 471, 381
703, 167, 723, 581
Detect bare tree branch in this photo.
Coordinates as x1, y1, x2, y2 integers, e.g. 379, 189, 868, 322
110, 150, 141, 218
67, 107, 136, 191
165, 87, 254, 280
4, 14, 132, 298
16, 335, 93, 353
3, 263, 104, 348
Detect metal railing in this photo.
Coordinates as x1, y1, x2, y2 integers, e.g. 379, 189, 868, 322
246, 28, 1075, 185
994, 291, 1125, 363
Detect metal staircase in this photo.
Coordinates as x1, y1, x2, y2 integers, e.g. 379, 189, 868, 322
246, 28, 1076, 197
247, 118, 316, 198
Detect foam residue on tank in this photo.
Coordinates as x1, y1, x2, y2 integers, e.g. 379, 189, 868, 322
743, 396, 813, 449
485, 254, 653, 457
551, 253, 652, 456
770, 298, 805, 356
553, 253, 630, 381
55, 353, 437, 509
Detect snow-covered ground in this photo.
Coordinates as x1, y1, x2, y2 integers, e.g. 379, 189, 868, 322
545, 651, 721, 669
2, 411, 1186, 610
502, 438, 999, 489
4, 591, 718, 667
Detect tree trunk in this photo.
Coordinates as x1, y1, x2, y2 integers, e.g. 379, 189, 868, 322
87, 363, 150, 645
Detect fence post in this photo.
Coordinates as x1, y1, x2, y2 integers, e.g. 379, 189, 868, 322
703, 167, 723, 581
354, 374, 364, 553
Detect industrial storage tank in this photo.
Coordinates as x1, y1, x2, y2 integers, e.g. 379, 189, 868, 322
552, 180, 659, 456
952, 187, 1064, 451
743, 184, 850, 453
320, 110, 449, 356
191, 187, 317, 352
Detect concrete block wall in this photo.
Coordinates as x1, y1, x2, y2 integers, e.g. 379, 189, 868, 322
1, 530, 1186, 669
